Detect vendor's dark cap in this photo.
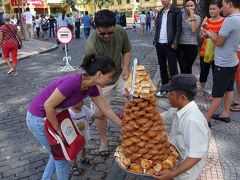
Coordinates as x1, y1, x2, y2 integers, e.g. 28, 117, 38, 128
161, 74, 197, 92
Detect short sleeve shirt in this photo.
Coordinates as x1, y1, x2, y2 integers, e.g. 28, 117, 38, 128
69, 105, 93, 141
215, 14, 240, 67
179, 13, 201, 45
23, 11, 33, 24
161, 101, 210, 179
85, 25, 131, 85
28, 73, 100, 117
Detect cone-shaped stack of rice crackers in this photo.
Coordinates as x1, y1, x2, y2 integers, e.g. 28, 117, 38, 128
115, 65, 179, 175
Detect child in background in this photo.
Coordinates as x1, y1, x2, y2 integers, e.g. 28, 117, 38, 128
69, 101, 95, 176
133, 20, 137, 32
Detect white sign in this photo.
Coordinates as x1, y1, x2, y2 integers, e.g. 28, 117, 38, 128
57, 26, 73, 45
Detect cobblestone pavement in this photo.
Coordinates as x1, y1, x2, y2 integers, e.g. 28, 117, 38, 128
0, 29, 239, 180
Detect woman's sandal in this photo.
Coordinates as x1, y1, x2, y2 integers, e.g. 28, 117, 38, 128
81, 157, 91, 164
99, 145, 109, 156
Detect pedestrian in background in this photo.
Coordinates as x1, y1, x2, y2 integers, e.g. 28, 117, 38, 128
153, 0, 182, 97
23, 7, 33, 40
34, 15, 41, 38
83, 11, 91, 39
48, 15, 56, 38
177, 0, 201, 74
120, 12, 127, 27
0, 13, 22, 76
116, 11, 121, 25
26, 54, 121, 180
73, 9, 81, 39
205, 0, 240, 125
146, 11, 152, 34
85, 9, 131, 156
198, 0, 224, 97
41, 15, 49, 40
140, 11, 146, 34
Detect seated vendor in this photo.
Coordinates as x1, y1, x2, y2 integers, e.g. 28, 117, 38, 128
155, 74, 210, 180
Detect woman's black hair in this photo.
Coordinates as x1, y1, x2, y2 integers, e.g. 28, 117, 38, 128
185, 0, 196, 5
81, 54, 115, 76
209, 0, 222, 8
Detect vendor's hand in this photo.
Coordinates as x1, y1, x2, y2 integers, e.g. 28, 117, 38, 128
122, 68, 130, 81
153, 170, 173, 180
201, 20, 208, 28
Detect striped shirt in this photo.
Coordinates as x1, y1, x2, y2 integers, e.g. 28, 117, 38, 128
200, 18, 224, 57
0, 24, 18, 46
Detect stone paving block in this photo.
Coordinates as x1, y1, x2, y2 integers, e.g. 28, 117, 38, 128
95, 163, 110, 173
83, 170, 105, 179
28, 160, 44, 169
9, 159, 30, 169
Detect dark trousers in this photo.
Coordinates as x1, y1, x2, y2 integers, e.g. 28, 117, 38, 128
199, 56, 215, 83
49, 26, 55, 38
36, 27, 40, 38
155, 43, 178, 85
75, 22, 81, 38
84, 27, 91, 39
177, 44, 198, 74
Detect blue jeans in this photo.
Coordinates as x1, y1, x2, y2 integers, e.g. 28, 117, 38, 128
84, 27, 91, 39
26, 111, 70, 180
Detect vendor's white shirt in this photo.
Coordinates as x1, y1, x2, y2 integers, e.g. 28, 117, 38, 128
161, 101, 210, 180
159, 9, 169, 43
35, 19, 41, 28
68, 105, 93, 141
23, 11, 33, 24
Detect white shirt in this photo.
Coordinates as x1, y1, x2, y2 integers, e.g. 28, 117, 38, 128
161, 101, 210, 180
159, 9, 169, 43
23, 11, 33, 24
35, 19, 41, 28
68, 105, 93, 141
140, 14, 146, 24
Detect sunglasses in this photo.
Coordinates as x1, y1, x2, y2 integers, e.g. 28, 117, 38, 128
97, 31, 115, 36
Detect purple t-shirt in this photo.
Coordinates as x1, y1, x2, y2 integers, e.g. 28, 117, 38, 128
28, 73, 100, 117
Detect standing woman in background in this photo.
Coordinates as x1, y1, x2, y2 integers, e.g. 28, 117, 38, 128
0, 13, 22, 76
177, 0, 201, 74
198, 0, 224, 97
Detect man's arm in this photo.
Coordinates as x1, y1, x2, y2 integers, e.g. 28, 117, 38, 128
122, 51, 131, 80
153, 157, 201, 180
172, 8, 182, 49
205, 30, 226, 46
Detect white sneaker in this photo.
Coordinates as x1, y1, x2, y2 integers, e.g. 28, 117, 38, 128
156, 91, 168, 97
7, 69, 14, 75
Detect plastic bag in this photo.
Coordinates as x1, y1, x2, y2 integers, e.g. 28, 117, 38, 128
204, 38, 215, 63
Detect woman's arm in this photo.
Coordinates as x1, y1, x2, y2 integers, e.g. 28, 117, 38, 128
44, 88, 66, 132
90, 95, 121, 126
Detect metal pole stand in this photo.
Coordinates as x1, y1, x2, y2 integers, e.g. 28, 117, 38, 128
58, 44, 78, 72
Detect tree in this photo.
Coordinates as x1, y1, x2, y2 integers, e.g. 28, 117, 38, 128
61, 0, 77, 10
80, 0, 111, 12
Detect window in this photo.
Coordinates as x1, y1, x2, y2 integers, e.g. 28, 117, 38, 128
127, 0, 130, 3
117, 0, 122, 4
112, 0, 114, 5
136, 0, 139, 2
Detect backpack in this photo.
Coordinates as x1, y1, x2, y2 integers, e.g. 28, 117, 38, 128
146, 15, 152, 23
41, 20, 49, 30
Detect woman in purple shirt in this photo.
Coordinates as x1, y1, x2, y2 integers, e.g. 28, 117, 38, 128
26, 54, 121, 180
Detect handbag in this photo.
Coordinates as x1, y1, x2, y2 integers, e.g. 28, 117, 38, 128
44, 109, 85, 161
204, 38, 215, 64
41, 22, 49, 31
5, 24, 22, 49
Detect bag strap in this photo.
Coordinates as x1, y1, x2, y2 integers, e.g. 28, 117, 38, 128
5, 24, 21, 44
